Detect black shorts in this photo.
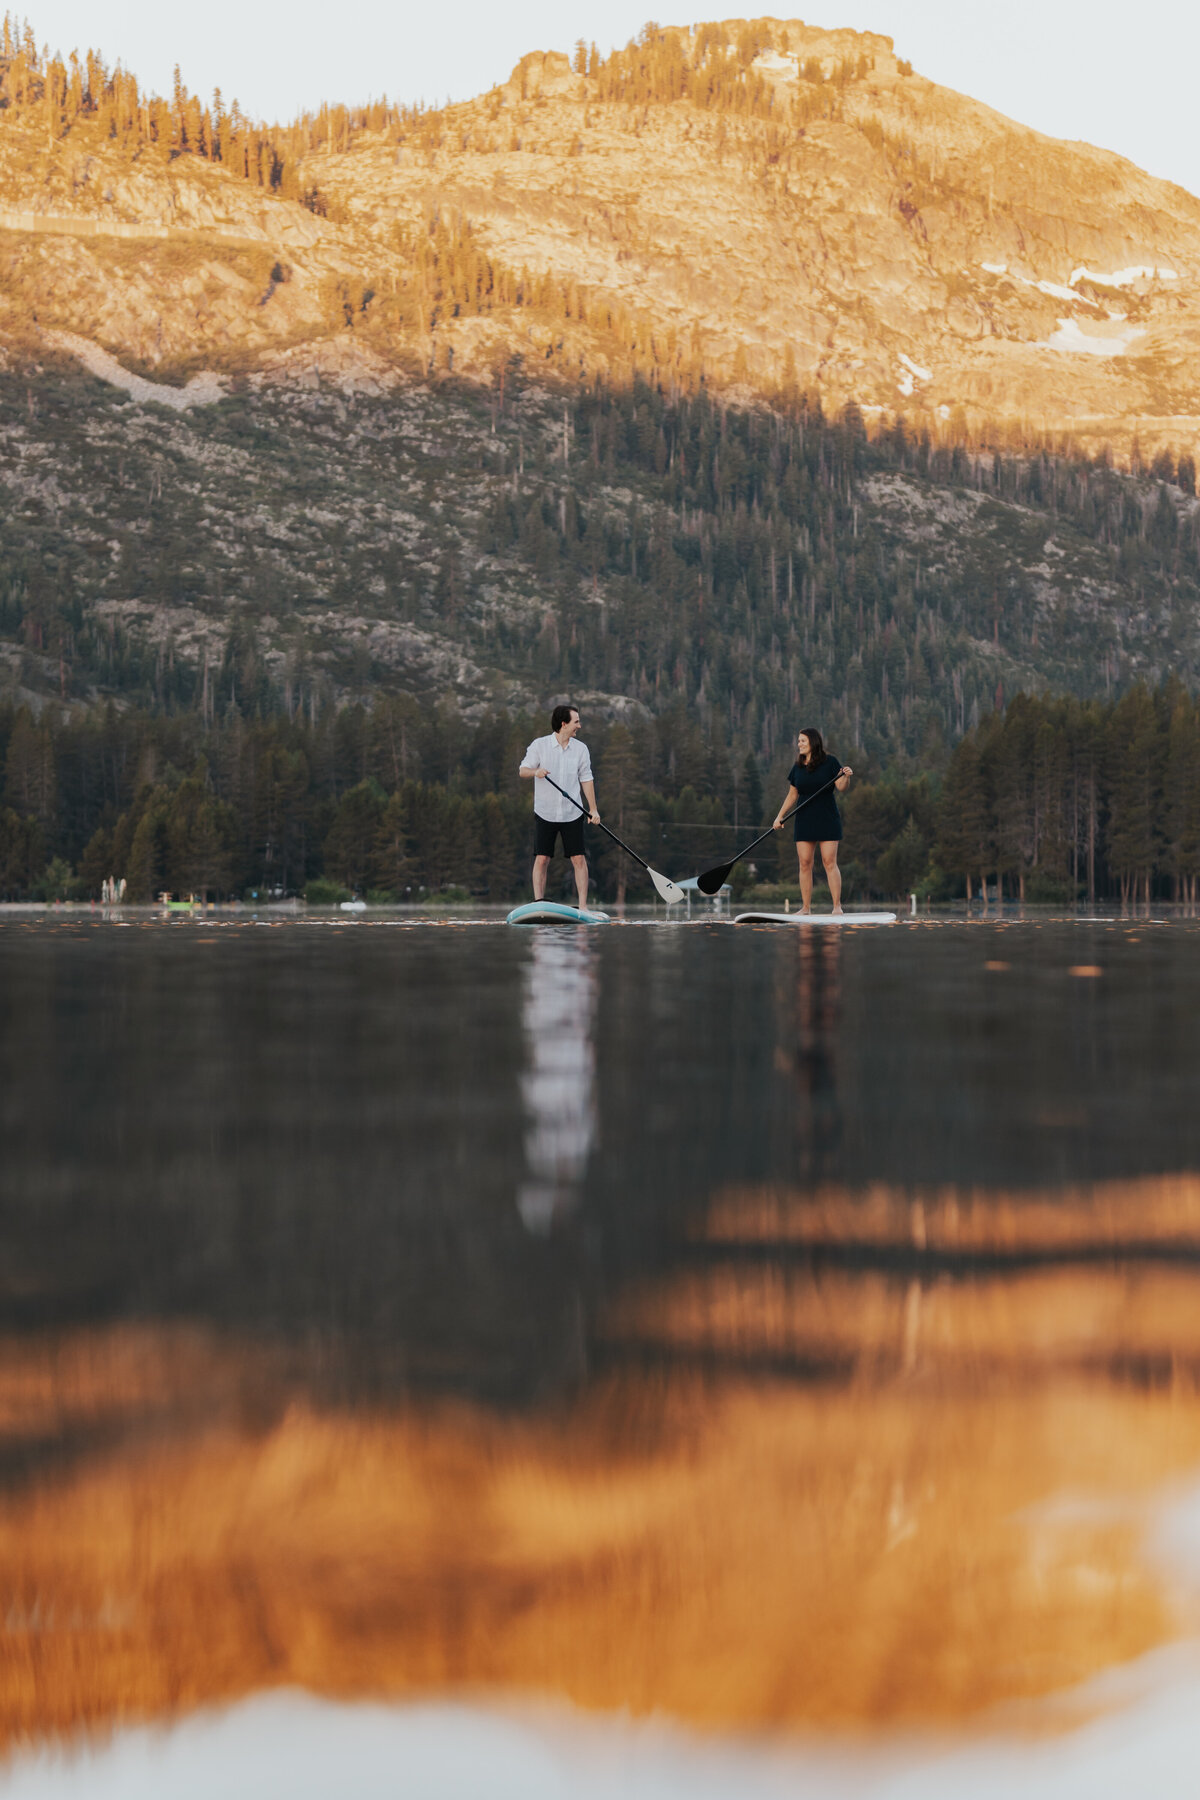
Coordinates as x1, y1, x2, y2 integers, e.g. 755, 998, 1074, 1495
534, 815, 586, 858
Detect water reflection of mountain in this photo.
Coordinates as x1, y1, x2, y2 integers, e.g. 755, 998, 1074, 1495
4, 1247, 1200, 1746
7, 922, 1200, 1746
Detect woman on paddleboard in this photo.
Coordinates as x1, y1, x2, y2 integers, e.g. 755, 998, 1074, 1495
772, 728, 853, 914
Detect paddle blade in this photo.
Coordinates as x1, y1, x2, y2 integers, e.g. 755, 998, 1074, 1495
649, 868, 687, 906
696, 862, 733, 896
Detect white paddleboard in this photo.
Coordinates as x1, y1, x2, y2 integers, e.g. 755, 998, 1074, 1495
733, 910, 897, 926
506, 901, 610, 925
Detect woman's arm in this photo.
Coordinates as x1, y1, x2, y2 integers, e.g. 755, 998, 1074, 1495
834, 765, 853, 793
772, 785, 799, 830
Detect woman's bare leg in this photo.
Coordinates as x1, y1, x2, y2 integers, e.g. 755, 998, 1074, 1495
796, 842, 816, 912
821, 842, 842, 912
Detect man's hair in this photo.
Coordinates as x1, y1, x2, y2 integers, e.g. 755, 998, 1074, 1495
550, 704, 578, 733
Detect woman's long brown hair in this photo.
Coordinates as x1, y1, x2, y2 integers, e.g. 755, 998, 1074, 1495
799, 726, 826, 766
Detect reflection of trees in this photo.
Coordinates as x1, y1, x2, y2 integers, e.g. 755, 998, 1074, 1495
605, 1173, 1200, 1386
518, 931, 598, 1233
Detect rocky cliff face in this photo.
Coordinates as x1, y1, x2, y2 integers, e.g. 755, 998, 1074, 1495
1, 19, 1199, 463
3, 20, 1200, 751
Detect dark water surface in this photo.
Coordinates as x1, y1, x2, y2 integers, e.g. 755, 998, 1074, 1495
4, 911, 1200, 1788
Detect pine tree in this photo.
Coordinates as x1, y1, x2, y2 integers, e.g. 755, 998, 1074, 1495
741, 751, 764, 826
0, 806, 44, 898
600, 724, 646, 906
3, 710, 56, 829
1106, 684, 1164, 902
1164, 692, 1200, 900
373, 788, 412, 896
324, 781, 386, 892
935, 733, 990, 898
126, 790, 172, 900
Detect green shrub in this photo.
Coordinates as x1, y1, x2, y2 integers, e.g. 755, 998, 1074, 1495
914, 861, 956, 902
1025, 870, 1076, 903
739, 881, 800, 905
875, 818, 928, 897
425, 885, 472, 905
33, 856, 80, 902
304, 878, 352, 905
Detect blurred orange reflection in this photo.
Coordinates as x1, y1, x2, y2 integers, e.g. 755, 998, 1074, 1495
4, 1178, 1200, 1747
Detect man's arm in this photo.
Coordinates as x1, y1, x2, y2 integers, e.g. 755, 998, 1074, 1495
520, 764, 549, 779
581, 779, 601, 824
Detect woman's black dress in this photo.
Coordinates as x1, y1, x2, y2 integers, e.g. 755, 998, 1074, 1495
786, 753, 844, 842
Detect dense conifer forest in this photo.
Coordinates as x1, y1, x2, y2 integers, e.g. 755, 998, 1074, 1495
4, 360, 1200, 904
4, 366, 1199, 760
3, 681, 1199, 905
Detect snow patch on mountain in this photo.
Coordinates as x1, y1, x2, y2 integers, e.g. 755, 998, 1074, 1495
896, 352, 932, 396
752, 51, 798, 78
1069, 264, 1179, 288
979, 264, 1103, 308
1036, 278, 1087, 304
1037, 318, 1146, 357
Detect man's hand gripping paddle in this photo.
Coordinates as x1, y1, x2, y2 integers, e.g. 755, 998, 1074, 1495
540, 773, 686, 905
694, 771, 844, 895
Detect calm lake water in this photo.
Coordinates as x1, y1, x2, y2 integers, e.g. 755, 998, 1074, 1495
4, 910, 1200, 1794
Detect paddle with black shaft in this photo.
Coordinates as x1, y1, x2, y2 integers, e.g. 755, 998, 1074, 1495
540, 772, 687, 905
694, 770, 844, 895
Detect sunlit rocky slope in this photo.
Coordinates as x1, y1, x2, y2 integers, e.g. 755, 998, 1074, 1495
3, 18, 1200, 460
2, 20, 1200, 755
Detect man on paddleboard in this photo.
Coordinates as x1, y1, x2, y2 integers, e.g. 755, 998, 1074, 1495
520, 705, 601, 909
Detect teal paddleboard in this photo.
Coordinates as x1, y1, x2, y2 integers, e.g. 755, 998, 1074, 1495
506, 901, 610, 925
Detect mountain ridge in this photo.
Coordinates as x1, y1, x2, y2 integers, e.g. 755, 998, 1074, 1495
2, 17, 1200, 792
1, 17, 1199, 463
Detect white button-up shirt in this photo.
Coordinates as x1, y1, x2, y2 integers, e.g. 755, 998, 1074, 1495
520, 734, 594, 823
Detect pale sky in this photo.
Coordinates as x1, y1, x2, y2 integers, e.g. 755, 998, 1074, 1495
25, 2, 1200, 199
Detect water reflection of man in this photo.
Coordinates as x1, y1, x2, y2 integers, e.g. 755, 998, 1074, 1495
517, 932, 598, 1234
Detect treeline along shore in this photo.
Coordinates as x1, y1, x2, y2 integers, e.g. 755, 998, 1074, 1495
2, 682, 1198, 904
